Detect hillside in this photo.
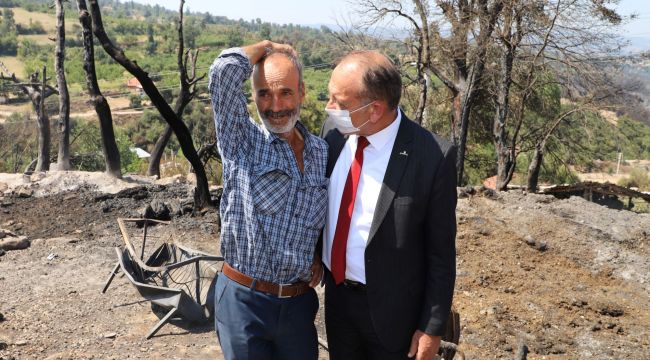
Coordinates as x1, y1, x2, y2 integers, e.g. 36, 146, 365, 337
1, 1, 650, 188
0, 0, 350, 181
0, 173, 648, 359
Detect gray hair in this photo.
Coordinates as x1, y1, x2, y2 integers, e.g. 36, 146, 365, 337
252, 48, 304, 88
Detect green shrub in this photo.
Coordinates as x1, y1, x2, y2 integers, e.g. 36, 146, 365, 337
129, 94, 142, 108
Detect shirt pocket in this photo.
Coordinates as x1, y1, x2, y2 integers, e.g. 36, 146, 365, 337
302, 176, 328, 230
252, 163, 291, 215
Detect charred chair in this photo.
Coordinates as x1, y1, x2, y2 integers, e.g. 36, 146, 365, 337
102, 218, 223, 339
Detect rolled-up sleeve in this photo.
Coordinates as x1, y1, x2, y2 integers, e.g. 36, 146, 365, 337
208, 48, 256, 160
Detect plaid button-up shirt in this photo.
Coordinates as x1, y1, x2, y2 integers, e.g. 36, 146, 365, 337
208, 48, 328, 284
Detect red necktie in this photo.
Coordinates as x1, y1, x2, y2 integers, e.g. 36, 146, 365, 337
331, 136, 370, 285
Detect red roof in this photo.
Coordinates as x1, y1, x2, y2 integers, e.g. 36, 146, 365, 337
483, 175, 497, 190
126, 78, 143, 89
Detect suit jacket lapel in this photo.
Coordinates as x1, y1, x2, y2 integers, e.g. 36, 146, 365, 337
324, 128, 347, 177
367, 115, 414, 243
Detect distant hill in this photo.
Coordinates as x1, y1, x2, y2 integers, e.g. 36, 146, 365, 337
626, 36, 650, 53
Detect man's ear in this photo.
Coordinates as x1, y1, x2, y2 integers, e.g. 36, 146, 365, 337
299, 81, 306, 102
369, 100, 386, 123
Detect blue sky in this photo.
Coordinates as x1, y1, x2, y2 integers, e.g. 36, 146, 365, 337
617, 0, 650, 37
132, 0, 650, 38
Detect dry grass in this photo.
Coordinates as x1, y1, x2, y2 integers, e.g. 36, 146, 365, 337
6, 7, 76, 45
577, 172, 627, 184
107, 96, 131, 110
599, 109, 619, 126
0, 56, 26, 77
17, 34, 54, 45
0, 103, 32, 123
10, 7, 58, 32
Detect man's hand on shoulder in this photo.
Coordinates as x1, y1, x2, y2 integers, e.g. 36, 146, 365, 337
408, 330, 440, 360
242, 40, 296, 66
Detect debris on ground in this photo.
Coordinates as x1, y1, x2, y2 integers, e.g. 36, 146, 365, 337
0, 171, 648, 358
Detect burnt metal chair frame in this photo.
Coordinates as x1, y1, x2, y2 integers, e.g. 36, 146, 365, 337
102, 218, 223, 339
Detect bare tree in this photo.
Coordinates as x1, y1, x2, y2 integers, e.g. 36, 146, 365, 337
77, 0, 122, 178
55, 0, 71, 171
526, 107, 580, 191
147, 0, 205, 179
86, 0, 212, 209
490, 0, 626, 190
0, 63, 58, 172
432, 0, 503, 184
354, 0, 504, 184
492, 0, 551, 190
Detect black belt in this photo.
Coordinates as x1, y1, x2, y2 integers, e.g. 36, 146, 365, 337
341, 279, 366, 290
324, 267, 366, 290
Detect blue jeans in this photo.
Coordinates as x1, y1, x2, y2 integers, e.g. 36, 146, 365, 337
214, 274, 318, 360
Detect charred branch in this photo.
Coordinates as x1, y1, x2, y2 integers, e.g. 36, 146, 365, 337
55, 0, 71, 171
77, 0, 122, 178
86, 0, 211, 210
148, 0, 207, 178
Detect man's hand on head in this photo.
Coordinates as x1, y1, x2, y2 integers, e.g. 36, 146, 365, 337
242, 40, 296, 66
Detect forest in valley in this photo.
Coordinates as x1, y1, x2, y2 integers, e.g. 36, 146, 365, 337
1, 0, 650, 208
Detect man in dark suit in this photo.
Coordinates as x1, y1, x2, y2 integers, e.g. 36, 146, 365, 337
320, 50, 457, 360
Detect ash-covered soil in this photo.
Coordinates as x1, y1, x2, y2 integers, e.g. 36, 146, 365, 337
454, 191, 649, 359
1, 172, 649, 359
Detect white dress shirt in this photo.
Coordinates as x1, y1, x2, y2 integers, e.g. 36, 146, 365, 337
323, 109, 402, 283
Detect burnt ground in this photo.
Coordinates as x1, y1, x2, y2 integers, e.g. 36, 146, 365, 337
1, 174, 649, 359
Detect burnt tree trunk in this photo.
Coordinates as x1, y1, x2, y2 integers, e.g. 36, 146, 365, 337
493, 45, 514, 191
493, 3, 522, 191
526, 108, 579, 193
429, 0, 503, 185
35, 66, 51, 172
412, 0, 430, 125
455, 1, 502, 185
0, 63, 57, 173
77, 0, 121, 178
497, 2, 560, 191
449, 56, 489, 185
55, 0, 71, 170
87, 0, 211, 209
148, 125, 173, 178
148, 0, 205, 178
526, 142, 544, 192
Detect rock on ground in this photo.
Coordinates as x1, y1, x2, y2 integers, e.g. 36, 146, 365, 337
0, 174, 648, 359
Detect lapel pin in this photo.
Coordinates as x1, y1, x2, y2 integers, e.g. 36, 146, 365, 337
399, 150, 408, 156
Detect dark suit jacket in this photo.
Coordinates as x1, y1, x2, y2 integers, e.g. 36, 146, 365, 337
322, 112, 457, 351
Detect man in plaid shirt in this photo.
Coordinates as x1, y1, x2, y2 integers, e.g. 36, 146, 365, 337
208, 40, 328, 360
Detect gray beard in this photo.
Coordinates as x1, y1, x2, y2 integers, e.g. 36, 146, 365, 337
258, 109, 300, 134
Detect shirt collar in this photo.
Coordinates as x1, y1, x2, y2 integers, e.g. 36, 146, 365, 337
352, 108, 402, 151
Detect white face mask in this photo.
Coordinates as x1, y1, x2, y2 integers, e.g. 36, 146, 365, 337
325, 102, 373, 135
